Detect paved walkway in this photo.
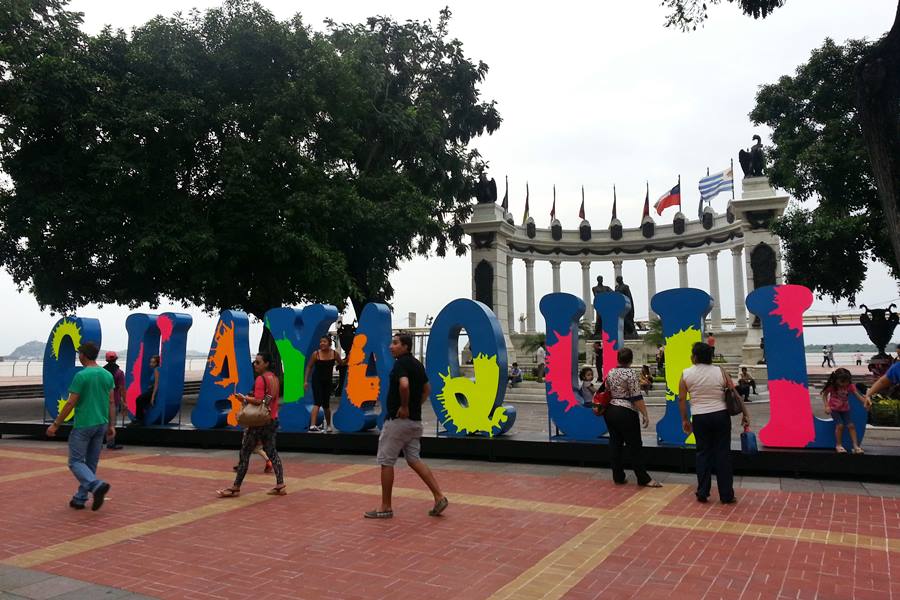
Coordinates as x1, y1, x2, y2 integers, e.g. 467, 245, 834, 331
1, 438, 899, 599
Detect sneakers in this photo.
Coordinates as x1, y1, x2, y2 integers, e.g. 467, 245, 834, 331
326, 425, 334, 433
309, 425, 324, 433
91, 482, 111, 511
106, 444, 123, 450
69, 499, 86, 510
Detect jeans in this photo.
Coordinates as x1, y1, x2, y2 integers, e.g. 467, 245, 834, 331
68, 423, 108, 504
692, 409, 734, 502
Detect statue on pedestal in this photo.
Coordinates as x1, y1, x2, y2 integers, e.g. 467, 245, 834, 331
738, 135, 766, 178
592, 275, 612, 336
615, 276, 637, 339
474, 173, 498, 204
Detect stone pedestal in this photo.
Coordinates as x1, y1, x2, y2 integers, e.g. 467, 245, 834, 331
462, 202, 518, 362
731, 176, 789, 365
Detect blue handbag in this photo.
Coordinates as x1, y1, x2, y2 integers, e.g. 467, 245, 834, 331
741, 426, 758, 454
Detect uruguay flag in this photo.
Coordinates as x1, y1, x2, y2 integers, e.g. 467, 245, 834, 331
699, 167, 734, 202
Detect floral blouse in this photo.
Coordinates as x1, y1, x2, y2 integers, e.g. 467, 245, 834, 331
605, 367, 642, 412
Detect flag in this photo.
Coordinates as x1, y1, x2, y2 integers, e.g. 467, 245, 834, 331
501, 175, 508, 212
578, 186, 585, 220
612, 185, 617, 219
642, 183, 650, 219
522, 183, 530, 223
654, 181, 681, 215
550, 185, 556, 220
698, 167, 734, 203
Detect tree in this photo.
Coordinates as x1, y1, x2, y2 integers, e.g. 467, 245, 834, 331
662, 0, 900, 301
0, 1, 500, 320
751, 39, 895, 303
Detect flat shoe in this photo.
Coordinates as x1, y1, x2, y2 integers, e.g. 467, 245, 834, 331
429, 496, 449, 517
267, 486, 287, 496
216, 487, 240, 498
640, 480, 663, 488
696, 494, 708, 503
364, 510, 393, 519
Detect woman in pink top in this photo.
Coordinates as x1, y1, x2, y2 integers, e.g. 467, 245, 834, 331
217, 352, 285, 497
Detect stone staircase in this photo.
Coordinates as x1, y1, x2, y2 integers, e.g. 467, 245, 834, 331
504, 379, 771, 406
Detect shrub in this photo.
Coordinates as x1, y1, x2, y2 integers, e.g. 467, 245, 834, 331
871, 395, 900, 427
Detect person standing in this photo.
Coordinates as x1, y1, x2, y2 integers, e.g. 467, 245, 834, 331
365, 333, 447, 519
103, 351, 126, 449
217, 352, 285, 497
601, 348, 662, 488
828, 345, 836, 367
655, 344, 665, 376
46, 342, 115, 511
593, 341, 603, 381
535, 342, 546, 383
706, 333, 717, 349
821, 346, 830, 368
305, 336, 341, 432
133, 355, 160, 425
679, 342, 750, 504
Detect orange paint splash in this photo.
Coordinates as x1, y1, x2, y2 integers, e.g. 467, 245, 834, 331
769, 285, 812, 337
759, 379, 815, 447
226, 393, 242, 426
208, 320, 240, 389
546, 331, 578, 412
346, 333, 379, 408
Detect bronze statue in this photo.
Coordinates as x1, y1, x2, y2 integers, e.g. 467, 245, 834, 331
592, 275, 612, 336
615, 275, 637, 339
474, 173, 498, 204
738, 135, 766, 178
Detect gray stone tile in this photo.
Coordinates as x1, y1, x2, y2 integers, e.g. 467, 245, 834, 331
47, 585, 133, 600
738, 481, 781, 491
779, 478, 824, 492
10, 576, 90, 599
655, 472, 696, 484
0, 567, 54, 593
819, 481, 867, 494
862, 483, 900, 498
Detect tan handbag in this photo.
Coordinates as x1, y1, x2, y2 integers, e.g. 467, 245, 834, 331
237, 373, 274, 427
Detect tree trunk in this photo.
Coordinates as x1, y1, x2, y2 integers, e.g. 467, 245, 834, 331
855, 0, 900, 275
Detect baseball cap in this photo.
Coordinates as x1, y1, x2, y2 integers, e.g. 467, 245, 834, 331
105, 351, 118, 361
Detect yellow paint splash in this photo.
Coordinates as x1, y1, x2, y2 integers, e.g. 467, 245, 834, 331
436, 353, 507, 436
56, 398, 74, 422
50, 320, 82, 360
664, 327, 701, 445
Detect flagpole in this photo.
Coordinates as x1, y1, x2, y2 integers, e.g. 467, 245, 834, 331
678, 174, 682, 211
730, 158, 735, 199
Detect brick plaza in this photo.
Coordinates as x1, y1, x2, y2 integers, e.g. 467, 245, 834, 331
0, 438, 898, 600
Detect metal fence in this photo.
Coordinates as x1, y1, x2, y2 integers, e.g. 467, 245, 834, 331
0, 359, 211, 378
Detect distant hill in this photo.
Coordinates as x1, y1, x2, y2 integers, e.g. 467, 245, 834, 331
6, 340, 45, 359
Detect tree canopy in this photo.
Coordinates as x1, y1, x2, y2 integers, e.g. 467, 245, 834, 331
752, 39, 896, 304
0, 0, 500, 318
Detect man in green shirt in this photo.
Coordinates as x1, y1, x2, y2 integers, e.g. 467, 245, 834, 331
46, 341, 116, 510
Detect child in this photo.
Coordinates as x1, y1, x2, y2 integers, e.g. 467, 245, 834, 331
639, 365, 652, 392
508, 362, 523, 388
578, 367, 596, 407
821, 368, 864, 454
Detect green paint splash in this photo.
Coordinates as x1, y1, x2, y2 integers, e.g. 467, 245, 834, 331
436, 353, 507, 436
274, 338, 306, 404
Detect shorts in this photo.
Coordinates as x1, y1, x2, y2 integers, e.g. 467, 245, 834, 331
376, 418, 423, 466
312, 380, 332, 407
831, 410, 852, 426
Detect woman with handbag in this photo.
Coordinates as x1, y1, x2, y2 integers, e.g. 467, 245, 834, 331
600, 348, 662, 488
678, 342, 750, 504
217, 352, 285, 497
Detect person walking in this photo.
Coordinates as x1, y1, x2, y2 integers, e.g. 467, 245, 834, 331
679, 342, 750, 504
821, 346, 830, 368
655, 344, 665, 376
364, 333, 447, 519
217, 352, 285, 497
103, 351, 126, 449
46, 342, 115, 511
600, 348, 662, 488
305, 336, 341, 432
535, 342, 546, 383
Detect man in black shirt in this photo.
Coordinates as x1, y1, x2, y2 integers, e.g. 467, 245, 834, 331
364, 333, 448, 519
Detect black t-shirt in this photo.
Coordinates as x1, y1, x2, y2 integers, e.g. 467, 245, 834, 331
386, 353, 429, 421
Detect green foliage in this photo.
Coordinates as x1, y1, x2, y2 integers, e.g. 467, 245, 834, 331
519, 333, 546, 356
0, 1, 500, 318
661, 0, 785, 30
871, 395, 900, 427
752, 39, 897, 304
642, 318, 665, 348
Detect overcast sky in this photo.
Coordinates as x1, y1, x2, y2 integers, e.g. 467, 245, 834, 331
1, 0, 897, 355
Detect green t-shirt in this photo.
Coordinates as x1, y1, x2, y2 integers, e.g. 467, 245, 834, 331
68, 367, 114, 429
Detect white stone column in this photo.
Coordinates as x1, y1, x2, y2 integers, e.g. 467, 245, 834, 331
612, 259, 623, 282
580, 260, 593, 328
551, 260, 561, 293
645, 258, 657, 320
707, 251, 722, 330
731, 247, 747, 329
525, 258, 536, 333
677, 255, 689, 288
506, 256, 516, 334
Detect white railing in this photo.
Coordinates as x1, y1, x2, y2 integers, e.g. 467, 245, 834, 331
0, 358, 211, 378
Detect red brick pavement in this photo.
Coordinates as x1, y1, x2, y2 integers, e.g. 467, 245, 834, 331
0, 443, 898, 600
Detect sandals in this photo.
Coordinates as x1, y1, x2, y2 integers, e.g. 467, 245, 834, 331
364, 510, 394, 519
852, 447, 865, 454
640, 480, 663, 488
836, 446, 848, 453
267, 485, 287, 496
216, 487, 240, 498
429, 496, 449, 517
